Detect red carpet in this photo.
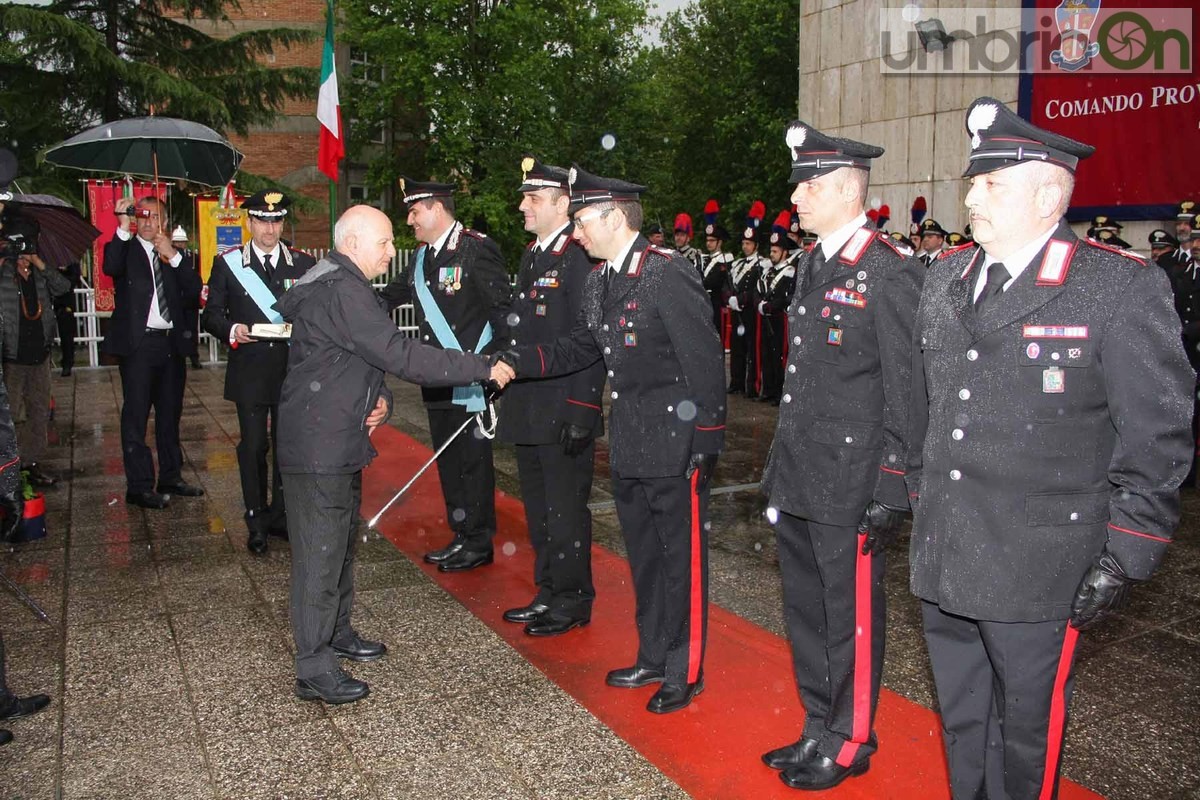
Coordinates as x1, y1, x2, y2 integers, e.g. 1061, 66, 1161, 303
363, 425, 1103, 800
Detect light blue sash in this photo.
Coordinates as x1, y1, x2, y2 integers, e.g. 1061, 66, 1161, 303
225, 249, 284, 324
413, 246, 492, 411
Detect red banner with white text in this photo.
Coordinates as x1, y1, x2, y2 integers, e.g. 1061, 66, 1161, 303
85, 181, 169, 312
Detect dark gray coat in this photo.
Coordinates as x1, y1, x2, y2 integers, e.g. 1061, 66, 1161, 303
0, 258, 71, 363
907, 223, 1194, 622
276, 251, 492, 475
760, 229, 924, 525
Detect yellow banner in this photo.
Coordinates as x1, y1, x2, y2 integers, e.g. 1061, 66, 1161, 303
195, 195, 250, 282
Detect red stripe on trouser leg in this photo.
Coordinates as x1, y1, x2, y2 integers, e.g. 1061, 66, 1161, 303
1038, 625, 1080, 800
687, 470, 703, 684
835, 533, 873, 768
754, 316, 763, 395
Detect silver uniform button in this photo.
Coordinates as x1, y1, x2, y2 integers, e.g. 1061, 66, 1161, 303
422, 335, 430, 341
1069, 512, 1080, 521
788, 364, 797, 374
959, 388, 971, 400
519, 293, 525, 299
793, 336, 802, 346
603, 346, 611, 354
845, 436, 853, 444
611, 391, 618, 399
966, 349, 978, 361
950, 469, 962, 480
798, 306, 806, 315
952, 429, 964, 440
602, 324, 609, 332
782, 394, 792, 403
607, 370, 614, 377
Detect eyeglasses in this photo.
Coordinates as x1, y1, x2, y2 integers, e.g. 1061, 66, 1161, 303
574, 208, 611, 228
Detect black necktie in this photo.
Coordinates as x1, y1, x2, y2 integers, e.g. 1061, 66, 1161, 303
974, 261, 1010, 312
809, 247, 828, 287
263, 253, 274, 281
150, 250, 171, 323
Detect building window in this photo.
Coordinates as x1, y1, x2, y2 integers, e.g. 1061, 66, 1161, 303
349, 47, 383, 85
349, 184, 385, 210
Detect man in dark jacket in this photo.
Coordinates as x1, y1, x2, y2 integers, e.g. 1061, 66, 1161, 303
380, 178, 513, 572
499, 157, 604, 637
909, 98, 1193, 800
103, 196, 205, 509
508, 165, 726, 715
276, 205, 513, 705
203, 190, 315, 555
726, 206, 768, 396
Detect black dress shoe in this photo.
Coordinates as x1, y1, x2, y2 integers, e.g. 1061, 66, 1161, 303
331, 631, 387, 662
525, 613, 589, 637
0, 729, 10, 746
294, 668, 369, 704
245, 509, 269, 555
780, 755, 869, 790
0, 693, 50, 721
647, 680, 704, 714
438, 549, 494, 572
60, 365, 72, 378
423, 537, 466, 564
762, 737, 819, 770
605, 665, 665, 689
156, 480, 205, 497
126, 490, 169, 509
503, 602, 549, 623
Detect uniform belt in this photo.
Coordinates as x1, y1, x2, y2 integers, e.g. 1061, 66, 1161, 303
143, 328, 171, 336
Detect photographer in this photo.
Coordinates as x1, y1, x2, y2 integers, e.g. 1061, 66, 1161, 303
0, 218, 70, 487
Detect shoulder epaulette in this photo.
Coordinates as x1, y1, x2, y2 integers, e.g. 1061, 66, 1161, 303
1084, 237, 1146, 265
218, 245, 240, 257
461, 228, 488, 241
646, 245, 675, 258
937, 243, 975, 260
876, 232, 912, 257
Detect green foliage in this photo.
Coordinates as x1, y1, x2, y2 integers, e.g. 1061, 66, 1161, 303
0, 0, 318, 194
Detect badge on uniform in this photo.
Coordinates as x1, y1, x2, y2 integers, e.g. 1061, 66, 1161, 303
438, 266, 462, 294
535, 304, 547, 316
624, 332, 638, 347
827, 327, 843, 346
534, 276, 559, 288
1043, 366, 1065, 393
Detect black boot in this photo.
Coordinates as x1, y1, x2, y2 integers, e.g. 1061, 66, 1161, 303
245, 508, 270, 555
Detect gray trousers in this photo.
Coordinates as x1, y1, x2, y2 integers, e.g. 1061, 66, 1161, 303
3, 360, 50, 463
283, 471, 361, 679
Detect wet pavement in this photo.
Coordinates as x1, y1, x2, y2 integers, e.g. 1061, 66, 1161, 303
0, 364, 1197, 799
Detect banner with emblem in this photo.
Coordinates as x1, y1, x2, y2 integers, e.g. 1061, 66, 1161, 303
195, 193, 250, 283
86, 180, 169, 313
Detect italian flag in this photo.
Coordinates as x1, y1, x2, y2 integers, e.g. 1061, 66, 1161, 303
317, 0, 343, 182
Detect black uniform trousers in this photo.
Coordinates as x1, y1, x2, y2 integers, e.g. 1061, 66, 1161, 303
729, 308, 756, 393
428, 405, 496, 551
55, 305, 75, 370
514, 441, 596, 617
611, 468, 709, 685
284, 471, 361, 679
759, 315, 785, 401
235, 402, 284, 524
775, 512, 885, 767
118, 333, 185, 493
921, 602, 1080, 800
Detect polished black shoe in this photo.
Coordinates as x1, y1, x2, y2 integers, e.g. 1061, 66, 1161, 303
503, 602, 549, 623
0, 693, 50, 721
762, 737, 819, 770
423, 537, 466, 564
60, 365, 72, 378
245, 509, 269, 555
23, 464, 57, 488
525, 613, 589, 637
438, 549, 494, 572
156, 480, 205, 497
647, 680, 703, 714
126, 490, 169, 509
331, 632, 387, 662
0, 729, 10, 746
605, 665, 665, 689
780, 755, 869, 790
294, 668, 369, 704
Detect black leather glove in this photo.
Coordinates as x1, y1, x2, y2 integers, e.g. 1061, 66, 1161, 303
560, 422, 594, 457
858, 500, 907, 555
0, 488, 24, 543
686, 452, 718, 493
1070, 549, 1138, 631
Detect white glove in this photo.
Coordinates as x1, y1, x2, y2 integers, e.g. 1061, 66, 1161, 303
728, 295, 741, 312
758, 301, 768, 315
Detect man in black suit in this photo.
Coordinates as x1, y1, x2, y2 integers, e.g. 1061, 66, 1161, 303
508, 165, 726, 715
103, 196, 205, 508
380, 178, 512, 572
909, 98, 1193, 800
498, 156, 604, 637
203, 190, 315, 554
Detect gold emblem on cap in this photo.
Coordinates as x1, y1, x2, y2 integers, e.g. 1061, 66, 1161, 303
1183, 201, 1195, 213
264, 191, 283, 211
521, 156, 534, 181
398, 177, 406, 193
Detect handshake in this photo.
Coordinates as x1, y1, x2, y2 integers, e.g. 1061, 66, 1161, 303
483, 350, 520, 398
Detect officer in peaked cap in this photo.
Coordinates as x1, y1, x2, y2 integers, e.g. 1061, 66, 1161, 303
380, 176, 512, 573
758, 119, 924, 791
917, 218, 948, 265
701, 222, 733, 330
1092, 228, 1132, 250
496, 156, 605, 637
726, 204, 769, 396
1149, 228, 1180, 264
203, 188, 316, 554
1174, 200, 1195, 250
909, 97, 1193, 800
504, 163, 725, 715
645, 222, 666, 247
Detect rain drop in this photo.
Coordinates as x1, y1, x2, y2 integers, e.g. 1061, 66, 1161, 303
182, 330, 192, 339
501, 541, 517, 556
736, 324, 746, 336
766, 506, 780, 524
601, 133, 617, 150
676, 400, 698, 421
901, 2, 922, 23
869, 196, 882, 210
507, 313, 521, 327
451, 508, 467, 522
754, 542, 763, 551
310, 381, 321, 392
703, 520, 712, 531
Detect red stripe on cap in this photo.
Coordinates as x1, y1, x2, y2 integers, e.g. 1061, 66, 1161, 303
566, 398, 600, 411
1038, 625, 1080, 800
1108, 523, 1170, 543
835, 534, 874, 768
687, 469, 704, 684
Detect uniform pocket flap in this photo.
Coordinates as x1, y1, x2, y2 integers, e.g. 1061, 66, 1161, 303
1025, 490, 1108, 527
805, 418, 878, 449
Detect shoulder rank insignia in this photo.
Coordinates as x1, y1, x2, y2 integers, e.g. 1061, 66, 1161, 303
1035, 239, 1078, 285
839, 228, 874, 265
1082, 237, 1146, 265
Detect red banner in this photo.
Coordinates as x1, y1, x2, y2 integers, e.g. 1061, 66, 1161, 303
85, 181, 168, 312
1019, 1, 1198, 220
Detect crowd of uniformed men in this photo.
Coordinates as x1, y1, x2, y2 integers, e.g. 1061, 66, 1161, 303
39, 94, 1193, 796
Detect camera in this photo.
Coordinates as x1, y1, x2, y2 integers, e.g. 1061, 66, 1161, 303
0, 234, 32, 258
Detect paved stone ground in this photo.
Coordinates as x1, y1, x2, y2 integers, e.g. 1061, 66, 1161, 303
0, 363, 1197, 799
